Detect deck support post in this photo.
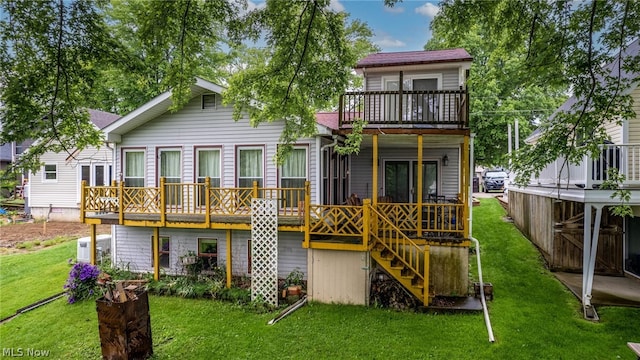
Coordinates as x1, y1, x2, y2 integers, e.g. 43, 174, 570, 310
303, 181, 311, 248
80, 180, 86, 222
373, 134, 379, 204
90, 223, 97, 265
118, 181, 124, 224
462, 135, 470, 239
582, 203, 603, 319
226, 229, 232, 288
362, 199, 371, 249
205, 177, 211, 228
160, 177, 166, 226
417, 135, 423, 236
153, 227, 160, 281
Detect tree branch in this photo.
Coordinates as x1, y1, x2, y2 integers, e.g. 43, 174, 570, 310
51, 0, 72, 157
284, 0, 317, 103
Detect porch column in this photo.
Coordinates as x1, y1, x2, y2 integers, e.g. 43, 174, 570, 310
462, 135, 470, 239
152, 227, 160, 280
373, 134, 379, 204
582, 204, 603, 319
226, 229, 232, 288
417, 135, 423, 235
90, 224, 97, 265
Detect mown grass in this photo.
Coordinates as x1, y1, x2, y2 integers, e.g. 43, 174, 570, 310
0, 240, 75, 319
1, 198, 639, 359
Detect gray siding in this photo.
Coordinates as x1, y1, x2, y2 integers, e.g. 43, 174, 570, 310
627, 87, 640, 144
115, 94, 317, 199
364, 68, 460, 91
113, 226, 306, 278
350, 145, 461, 201
29, 144, 112, 221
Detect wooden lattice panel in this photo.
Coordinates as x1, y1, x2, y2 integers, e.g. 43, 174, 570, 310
309, 205, 363, 235
251, 199, 278, 306
122, 188, 160, 213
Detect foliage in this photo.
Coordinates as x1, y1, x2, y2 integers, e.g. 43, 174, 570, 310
63, 261, 100, 304
600, 168, 633, 217
335, 119, 367, 155
284, 267, 305, 287
431, 0, 640, 180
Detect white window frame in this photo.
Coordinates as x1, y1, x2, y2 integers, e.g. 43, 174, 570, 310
42, 163, 58, 183
237, 146, 264, 187
77, 163, 110, 203
123, 149, 145, 187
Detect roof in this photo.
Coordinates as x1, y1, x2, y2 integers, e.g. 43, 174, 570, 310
355, 48, 472, 69
88, 109, 120, 129
527, 38, 640, 142
316, 112, 340, 130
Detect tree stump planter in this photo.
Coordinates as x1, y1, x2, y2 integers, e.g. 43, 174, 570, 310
96, 290, 153, 360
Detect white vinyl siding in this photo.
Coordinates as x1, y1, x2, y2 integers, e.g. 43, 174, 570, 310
627, 87, 640, 144
365, 68, 460, 92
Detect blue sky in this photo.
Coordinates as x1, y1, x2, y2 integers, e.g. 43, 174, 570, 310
338, 0, 439, 52
247, 0, 440, 53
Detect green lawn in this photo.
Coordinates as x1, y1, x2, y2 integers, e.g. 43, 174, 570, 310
1, 198, 639, 359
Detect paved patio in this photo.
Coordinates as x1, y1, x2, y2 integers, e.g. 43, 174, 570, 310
553, 272, 640, 307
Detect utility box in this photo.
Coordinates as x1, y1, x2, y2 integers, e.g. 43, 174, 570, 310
77, 235, 111, 263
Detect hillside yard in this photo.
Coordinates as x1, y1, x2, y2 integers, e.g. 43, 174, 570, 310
0, 222, 111, 251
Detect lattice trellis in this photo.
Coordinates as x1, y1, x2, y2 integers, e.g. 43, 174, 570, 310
251, 198, 278, 306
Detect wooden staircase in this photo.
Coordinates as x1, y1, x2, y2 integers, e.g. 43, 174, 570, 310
368, 205, 431, 306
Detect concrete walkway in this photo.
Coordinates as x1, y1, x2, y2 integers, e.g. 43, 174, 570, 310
553, 272, 640, 307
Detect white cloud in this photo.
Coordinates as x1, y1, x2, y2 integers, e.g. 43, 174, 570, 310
415, 2, 439, 18
245, 0, 266, 12
384, 6, 405, 14
376, 36, 406, 48
329, 0, 345, 12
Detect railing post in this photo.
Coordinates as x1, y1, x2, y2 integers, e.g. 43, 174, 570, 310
304, 181, 311, 248
339, 94, 344, 127
205, 177, 211, 228
118, 180, 124, 224
160, 177, 166, 226
584, 154, 593, 189
80, 180, 86, 222
362, 199, 371, 249
423, 245, 430, 306
252, 181, 259, 198
398, 71, 403, 123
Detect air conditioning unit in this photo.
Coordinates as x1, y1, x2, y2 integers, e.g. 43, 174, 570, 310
77, 234, 111, 263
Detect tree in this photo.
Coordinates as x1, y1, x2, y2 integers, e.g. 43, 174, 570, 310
0, 0, 376, 176
428, 0, 640, 183
426, 23, 566, 168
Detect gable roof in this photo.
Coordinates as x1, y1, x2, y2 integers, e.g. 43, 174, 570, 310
355, 48, 472, 69
88, 109, 120, 129
103, 77, 225, 142
527, 38, 640, 143
316, 112, 340, 130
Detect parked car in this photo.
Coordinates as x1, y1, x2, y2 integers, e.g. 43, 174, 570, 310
482, 170, 508, 192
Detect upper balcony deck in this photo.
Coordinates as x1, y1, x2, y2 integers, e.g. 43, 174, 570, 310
339, 89, 468, 129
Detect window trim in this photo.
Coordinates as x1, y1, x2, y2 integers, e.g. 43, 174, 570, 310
122, 148, 146, 187
42, 163, 58, 183
197, 238, 218, 270
195, 146, 222, 186
236, 145, 265, 187
157, 147, 182, 185
278, 145, 309, 186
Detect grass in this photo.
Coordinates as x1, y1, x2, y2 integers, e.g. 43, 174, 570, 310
0, 240, 75, 319
1, 198, 639, 359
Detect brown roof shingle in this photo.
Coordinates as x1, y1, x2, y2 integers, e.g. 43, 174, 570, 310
355, 48, 472, 69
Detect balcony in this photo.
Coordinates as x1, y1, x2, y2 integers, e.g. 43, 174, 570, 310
339, 89, 468, 129
532, 143, 640, 189
81, 179, 467, 248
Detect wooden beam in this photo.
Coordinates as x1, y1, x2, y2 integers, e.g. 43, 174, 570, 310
373, 134, 379, 204
90, 224, 96, 265
226, 229, 232, 289
153, 227, 160, 281
336, 128, 471, 136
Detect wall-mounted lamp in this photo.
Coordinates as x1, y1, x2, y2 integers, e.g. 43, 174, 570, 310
442, 154, 449, 166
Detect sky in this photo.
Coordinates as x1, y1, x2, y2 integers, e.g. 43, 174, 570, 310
338, 0, 439, 52
247, 0, 440, 53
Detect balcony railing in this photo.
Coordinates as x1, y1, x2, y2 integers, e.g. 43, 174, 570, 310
533, 143, 640, 188
339, 89, 468, 128
81, 179, 465, 240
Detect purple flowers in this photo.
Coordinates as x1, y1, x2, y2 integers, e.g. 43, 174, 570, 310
64, 262, 100, 304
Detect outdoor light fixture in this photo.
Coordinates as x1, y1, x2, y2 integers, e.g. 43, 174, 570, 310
442, 154, 449, 166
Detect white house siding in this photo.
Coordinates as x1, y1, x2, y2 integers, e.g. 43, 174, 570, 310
627, 87, 640, 144
364, 68, 460, 92
114, 94, 317, 200
113, 226, 306, 278
29, 145, 112, 221
350, 145, 461, 201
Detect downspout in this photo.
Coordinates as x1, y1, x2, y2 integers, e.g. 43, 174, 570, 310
471, 237, 495, 343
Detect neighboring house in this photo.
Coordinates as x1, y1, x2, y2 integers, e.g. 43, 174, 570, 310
508, 39, 639, 318
80, 48, 473, 307
29, 109, 120, 221
0, 140, 33, 198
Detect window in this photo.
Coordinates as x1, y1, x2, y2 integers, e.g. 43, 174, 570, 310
43, 164, 57, 181
280, 147, 307, 207
237, 147, 263, 187
159, 236, 170, 268
198, 238, 218, 271
124, 150, 144, 187
196, 149, 221, 205
202, 94, 216, 109
160, 149, 181, 206
80, 164, 107, 186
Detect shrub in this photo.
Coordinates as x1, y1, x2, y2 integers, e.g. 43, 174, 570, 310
64, 261, 100, 304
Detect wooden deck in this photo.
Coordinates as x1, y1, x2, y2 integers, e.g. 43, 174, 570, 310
84, 212, 304, 229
